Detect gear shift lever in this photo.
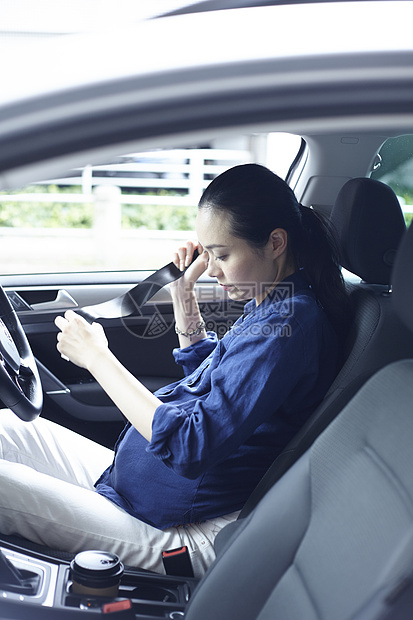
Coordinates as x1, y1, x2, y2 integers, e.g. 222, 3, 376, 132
0, 549, 40, 595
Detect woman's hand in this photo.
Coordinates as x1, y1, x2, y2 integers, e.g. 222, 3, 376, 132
55, 310, 108, 371
55, 310, 160, 442
170, 241, 208, 347
170, 241, 208, 294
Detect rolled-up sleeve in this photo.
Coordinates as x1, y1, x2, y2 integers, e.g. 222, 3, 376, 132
173, 331, 218, 376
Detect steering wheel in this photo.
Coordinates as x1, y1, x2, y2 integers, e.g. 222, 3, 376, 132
0, 286, 42, 421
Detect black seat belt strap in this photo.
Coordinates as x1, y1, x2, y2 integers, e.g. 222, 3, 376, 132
78, 250, 199, 322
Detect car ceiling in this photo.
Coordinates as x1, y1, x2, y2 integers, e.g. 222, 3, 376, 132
0, 0, 195, 36
1, 50, 412, 188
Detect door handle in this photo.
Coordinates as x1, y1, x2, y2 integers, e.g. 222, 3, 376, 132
31, 290, 78, 312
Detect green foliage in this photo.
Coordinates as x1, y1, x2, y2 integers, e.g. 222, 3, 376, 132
122, 203, 196, 230
121, 188, 196, 230
387, 185, 413, 208
404, 213, 413, 228
371, 134, 413, 207
0, 185, 93, 228
0, 202, 94, 228
0, 185, 195, 230
3, 184, 83, 195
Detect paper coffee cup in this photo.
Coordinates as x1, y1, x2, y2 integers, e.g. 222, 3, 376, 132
70, 550, 124, 597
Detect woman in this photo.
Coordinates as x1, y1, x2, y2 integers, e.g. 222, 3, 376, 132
0, 164, 350, 577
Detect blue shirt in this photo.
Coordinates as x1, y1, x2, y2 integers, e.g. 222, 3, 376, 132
95, 271, 339, 529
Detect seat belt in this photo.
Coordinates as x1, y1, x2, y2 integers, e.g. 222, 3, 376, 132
78, 250, 199, 322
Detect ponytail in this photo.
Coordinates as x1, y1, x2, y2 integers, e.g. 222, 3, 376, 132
296, 205, 351, 341
199, 163, 351, 341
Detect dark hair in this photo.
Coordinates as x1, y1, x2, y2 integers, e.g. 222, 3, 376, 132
199, 163, 351, 340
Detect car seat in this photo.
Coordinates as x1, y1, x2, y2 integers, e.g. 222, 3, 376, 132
234, 177, 410, 522
184, 209, 413, 620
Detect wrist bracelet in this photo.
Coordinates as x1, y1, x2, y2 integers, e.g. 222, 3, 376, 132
175, 320, 206, 338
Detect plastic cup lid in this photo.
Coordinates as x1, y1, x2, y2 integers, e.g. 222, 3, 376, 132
70, 550, 124, 587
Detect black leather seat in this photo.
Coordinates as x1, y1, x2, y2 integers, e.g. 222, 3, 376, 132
235, 177, 409, 521
332, 177, 405, 286
184, 202, 413, 620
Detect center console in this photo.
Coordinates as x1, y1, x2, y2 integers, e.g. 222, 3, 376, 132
0, 542, 198, 619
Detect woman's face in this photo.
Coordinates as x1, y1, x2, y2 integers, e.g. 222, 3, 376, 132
196, 208, 286, 304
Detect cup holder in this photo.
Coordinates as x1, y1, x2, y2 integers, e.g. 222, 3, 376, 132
130, 584, 178, 603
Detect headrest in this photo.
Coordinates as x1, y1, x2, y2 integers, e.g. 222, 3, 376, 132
330, 177, 406, 285
393, 222, 413, 334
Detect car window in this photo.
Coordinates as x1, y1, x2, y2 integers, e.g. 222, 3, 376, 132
370, 134, 413, 226
0, 133, 301, 274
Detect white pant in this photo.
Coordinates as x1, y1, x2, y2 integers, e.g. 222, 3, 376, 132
0, 410, 239, 578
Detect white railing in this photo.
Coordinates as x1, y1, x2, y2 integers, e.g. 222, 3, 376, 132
0, 149, 251, 209
0, 149, 252, 272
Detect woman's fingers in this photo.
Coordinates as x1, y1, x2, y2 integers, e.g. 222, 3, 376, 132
54, 311, 108, 369
184, 248, 208, 281
173, 241, 198, 271
54, 314, 67, 331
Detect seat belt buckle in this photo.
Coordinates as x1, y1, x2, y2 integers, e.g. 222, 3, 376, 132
162, 546, 194, 578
